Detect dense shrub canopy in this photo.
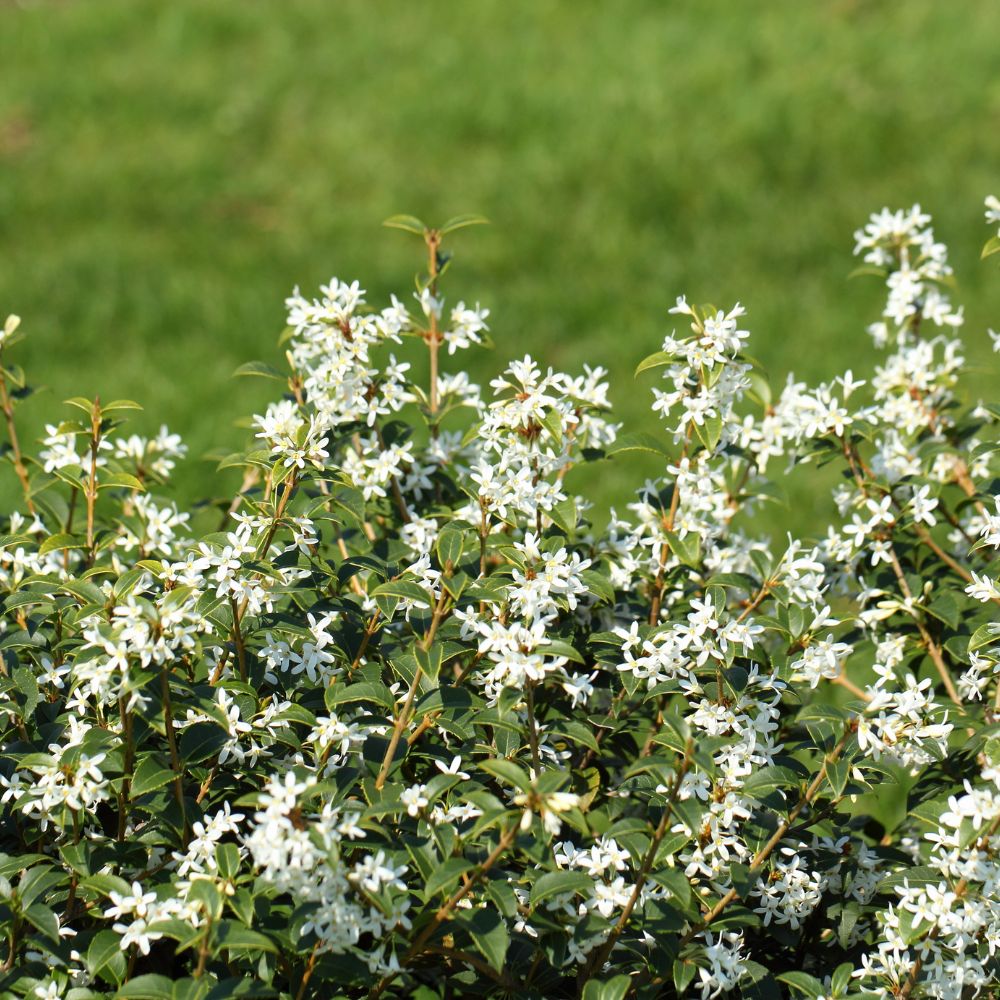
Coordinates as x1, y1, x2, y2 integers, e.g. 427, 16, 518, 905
1, 202, 999, 999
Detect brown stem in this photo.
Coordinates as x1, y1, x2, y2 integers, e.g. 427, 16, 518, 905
210, 475, 297, 684
910, 519, 1000, 607
424, 944, 517, 988
424, 228, 442, 433
579, 740, 693, 985
897, 812, 1000, 998
886, 548, 962, 706
335, 534, 365, 596
649, 439, 688, 624
479, 503, 489, 579
0, 364, 34, 515
375, 589, 449, 790
833, 671, 871, 702
229, 595, 248, 683
85, 397, 101, 564
405, 653, 483, 747
952, 457, 988, 520
913, 523, 973, 581
116, 697, 134, 842
374, 427, 411, 523
161, 666, 188, 839
578, 687, 634, 770
842, 436, 963, 707
193, 913, 213, 978
525, 682, 542, 776
261, 476, 296, 553
367, 816, 522, 999
351, 613, 381, 672
1, 922, 18, 972
195, 766, 217, 805
678, 727, 852, 948
219, 466, 261, 531
737, 577, 773, 623
62, 487, 78, 573
294, 942, 320, 1000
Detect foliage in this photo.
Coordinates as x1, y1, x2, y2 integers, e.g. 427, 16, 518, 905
5, 1, 1000, 519
1, 201, 1000, 999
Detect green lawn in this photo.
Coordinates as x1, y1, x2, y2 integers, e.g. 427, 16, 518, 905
2, 0, 1000, 528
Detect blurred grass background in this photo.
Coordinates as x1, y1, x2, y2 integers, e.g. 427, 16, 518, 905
2, 0, 1000, 529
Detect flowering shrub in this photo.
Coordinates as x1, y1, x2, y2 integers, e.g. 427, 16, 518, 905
1, 200, 1000, 1000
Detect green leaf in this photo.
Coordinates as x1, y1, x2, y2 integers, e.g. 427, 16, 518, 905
826, 757, 850, 798
2, 590, 53, 614
529, 869, 593, 907
329, 484, 367, 523
582, 976, 631, 1000
0, 533, 33, 551
60, 841, 91, 877
216, 451, 251, 471
214, 921, 278, 955
982, 234, 1000, 259
729, 862, 755, 899
693, 412, 723, 453
13, 665, 39, 718
228, 888, 255, 927
580, 569, 615, 605
383, 214, 427, 236
847, 263, 888, 279
831, 962, 853, 995
462, 906, 509, 971
325, 680, 396, 711
102, 399, 143, 412
20, 865, 67, 907
114, 974, 176, 999
673, 959, 697, 995
87, 928, 125, 979
746, 368, 772, 408
188, 877, 223, 920
646, 865, 691, 908
924, 590, 959, 629
39, 531, 86, 555
548, 495, 577, 534
440, 214, 490, 235
877, 865, 941, 893
24, 901, 61, 942
443, 569, 470, 600
743, 765, 802, 797
60, 577, 106, 606
435, 525, 466, 570
542, 638, 584, 664
233, 361, 286, 381
0, 853, 48, 878
540, 407, 563, 445
179, 722, 228, 765
99, 471, 146, 491
634, 350, 680, 377
131, 756, 178, 797
776, 972, 827, 998
607, 432, 670, 457
371, 579, 433, 608
665, 529, 700, 568
969, 622, 999, 653
414, 643, 444, 682
478, 758, 531, 792
215, 843, 241, 881
81, 873, 133, 899
549, 719, 599, 752
424, 858, 474, 901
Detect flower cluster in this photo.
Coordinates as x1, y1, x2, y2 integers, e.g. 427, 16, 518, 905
0, 204, 999, 1000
